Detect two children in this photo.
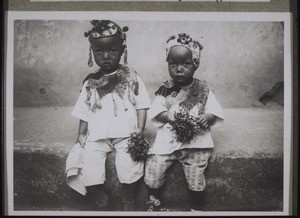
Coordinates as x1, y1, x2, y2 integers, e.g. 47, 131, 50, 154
70, 20, 223, 211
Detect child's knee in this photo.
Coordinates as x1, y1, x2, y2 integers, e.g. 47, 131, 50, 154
144, 172, 165, 189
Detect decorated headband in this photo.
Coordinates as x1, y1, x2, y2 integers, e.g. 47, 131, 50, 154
166, 33, 203, 68
84, 20, 129, 67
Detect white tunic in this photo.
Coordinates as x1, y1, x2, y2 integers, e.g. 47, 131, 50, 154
148, 90, 224, 155
72, 71, 151, 142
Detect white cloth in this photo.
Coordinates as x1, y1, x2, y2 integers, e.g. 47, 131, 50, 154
148, 90, 224, 155
65, 143, 87, 195
71, 73, 151, 142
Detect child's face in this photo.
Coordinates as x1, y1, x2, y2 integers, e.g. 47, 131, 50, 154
91, 35, 124, 73
167, 45, 197, 87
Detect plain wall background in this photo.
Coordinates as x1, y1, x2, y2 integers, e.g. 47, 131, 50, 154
13, 20, 284, 107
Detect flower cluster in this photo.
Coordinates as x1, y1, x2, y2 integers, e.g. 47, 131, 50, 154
177, 33, 192, 45
170, 111, 203, 143
127, 132, 150, 162
84, 20, 128, 40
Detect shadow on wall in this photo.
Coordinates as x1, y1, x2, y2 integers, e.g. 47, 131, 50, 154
13, 20, 284, 108
259, 81, 284, 106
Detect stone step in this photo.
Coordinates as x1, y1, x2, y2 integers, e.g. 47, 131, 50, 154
13, 151, 283, 212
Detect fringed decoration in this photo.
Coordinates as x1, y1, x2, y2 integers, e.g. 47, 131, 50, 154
90, 90, 98, 112
85, 99, 91, 107
122, 100, 128, 111
123, 45, 128, 65
133, 76, 139, 95
85, 87, 92, 106
128, 87, 136, 105
88, 46, 93, 67
96, 98, 102, 109
112, 94, 118, 117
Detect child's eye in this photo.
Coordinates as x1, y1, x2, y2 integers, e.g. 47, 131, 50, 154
110, 49, 117, 53
184, 62, 191, 67
169, 62, 176, 67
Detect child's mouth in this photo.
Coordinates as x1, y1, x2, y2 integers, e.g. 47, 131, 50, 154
103, 62, 110, 66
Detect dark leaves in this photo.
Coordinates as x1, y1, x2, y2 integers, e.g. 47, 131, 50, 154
170, 111, 203, 144
127, 132, 150, 162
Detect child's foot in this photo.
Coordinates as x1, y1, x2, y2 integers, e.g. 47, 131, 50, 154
122, 199, 135, 211
94, 194, 108, 211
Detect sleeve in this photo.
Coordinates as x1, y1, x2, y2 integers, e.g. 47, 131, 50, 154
205, 90, 224, 128
134, 74, 151, 110
71, 82, 90, 122
148, 95, 168, 127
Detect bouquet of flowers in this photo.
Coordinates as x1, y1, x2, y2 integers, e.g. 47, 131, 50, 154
127, 132, 150, 162
170, 111, 203, 143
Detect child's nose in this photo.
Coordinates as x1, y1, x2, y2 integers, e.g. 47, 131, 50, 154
177, 65, 183, 72
103, 52, 109, 59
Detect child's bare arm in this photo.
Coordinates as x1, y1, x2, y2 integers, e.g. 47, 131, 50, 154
155, 111, 175, 124
76, 119, 88, 146
198, 113, 216, 128
137, 109, 147, 134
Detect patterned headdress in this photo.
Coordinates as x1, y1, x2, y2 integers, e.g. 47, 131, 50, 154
166, 33, 203, 68
84, 20, 129, 67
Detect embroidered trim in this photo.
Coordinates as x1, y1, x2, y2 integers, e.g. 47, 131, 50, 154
155, 79, 209, 115
84, 65, 139, 113
155, 80, 181, 97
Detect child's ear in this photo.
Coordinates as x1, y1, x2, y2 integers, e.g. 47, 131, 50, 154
195, 60, 200, 70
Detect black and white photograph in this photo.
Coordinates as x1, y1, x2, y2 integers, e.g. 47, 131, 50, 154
5, 11, 292, 216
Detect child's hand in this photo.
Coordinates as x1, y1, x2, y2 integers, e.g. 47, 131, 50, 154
76, 134, 87, 147
198, 114, 215, 129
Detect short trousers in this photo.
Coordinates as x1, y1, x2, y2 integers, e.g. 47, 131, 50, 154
144, 148, 212, 191
82, 138, 144, 186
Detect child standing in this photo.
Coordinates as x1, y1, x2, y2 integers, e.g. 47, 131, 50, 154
144, 33, 224, 211
71, 20, 151, 211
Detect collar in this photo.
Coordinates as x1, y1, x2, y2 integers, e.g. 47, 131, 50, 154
102, 69, 118, 77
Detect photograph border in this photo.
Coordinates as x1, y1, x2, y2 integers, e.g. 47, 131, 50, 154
4, 11, 293, 216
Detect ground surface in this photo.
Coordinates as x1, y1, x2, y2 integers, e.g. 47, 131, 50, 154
10, 106, 285, 213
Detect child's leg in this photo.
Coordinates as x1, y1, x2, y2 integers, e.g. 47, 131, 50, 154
144, 153, 175, 211
86, 184, 108, 210
189, 189, 206, 211
121, 182, 137, 211
180, 148, 212, 211
83, 140, 112, 210
147, 185, 164, 200
114, 138, 144, 211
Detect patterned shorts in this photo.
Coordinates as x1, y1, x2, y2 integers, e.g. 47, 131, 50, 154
144, 148, 212, 191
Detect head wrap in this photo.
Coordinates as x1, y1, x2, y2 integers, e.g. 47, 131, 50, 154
166, 33, 203, 68
84, 20, 129, 67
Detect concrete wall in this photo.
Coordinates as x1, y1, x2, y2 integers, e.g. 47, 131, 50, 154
13, 20, 284, 107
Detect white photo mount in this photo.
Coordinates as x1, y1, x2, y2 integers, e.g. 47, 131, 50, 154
4, 11, 293, 216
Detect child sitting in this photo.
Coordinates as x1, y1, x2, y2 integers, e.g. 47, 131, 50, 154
144, 33, 224, 211
71, 20, 151, 211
